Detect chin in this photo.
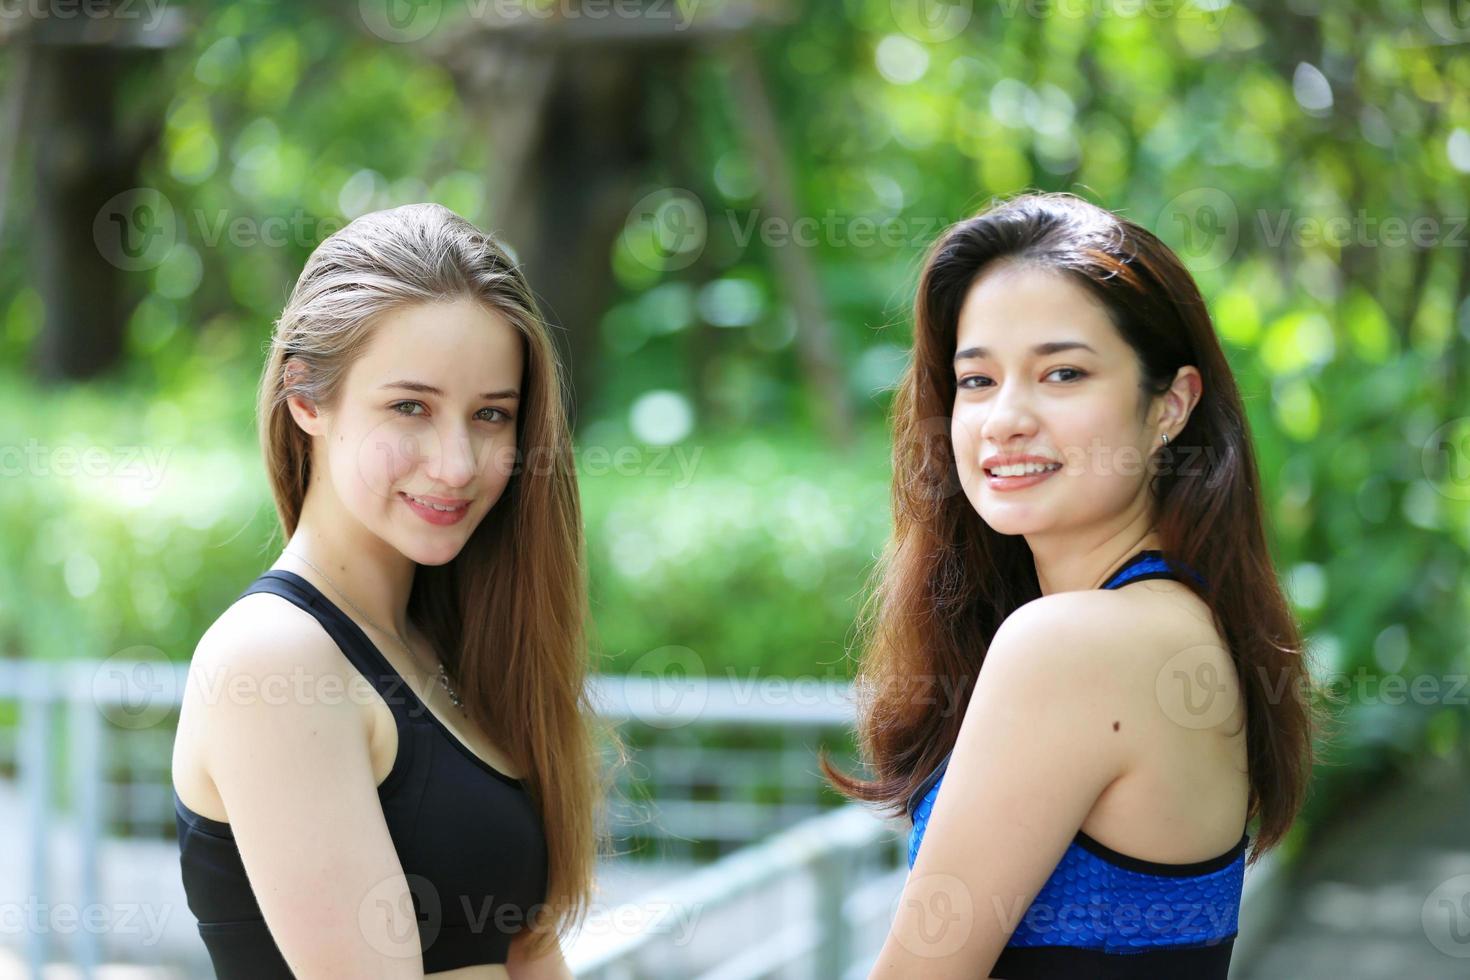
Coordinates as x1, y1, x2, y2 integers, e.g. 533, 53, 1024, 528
966, 494, 1049, 536
381, 521, 467, 567
979, 513, 1048, 536
407, 541, 467, 567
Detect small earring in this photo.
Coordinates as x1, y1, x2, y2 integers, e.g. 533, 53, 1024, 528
1160, 432, 1170, 447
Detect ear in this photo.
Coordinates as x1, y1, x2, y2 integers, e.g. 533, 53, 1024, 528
282, 359, 327, 438
1156, 365, 1202, 442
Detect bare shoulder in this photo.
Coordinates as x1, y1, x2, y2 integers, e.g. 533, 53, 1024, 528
988, 589, 1149, 681
194, 590, 347, 676
990, 585, 1237, 724
1101, 579, 1239, 691
970, 590, 1152, 758
184, 590, 373, 769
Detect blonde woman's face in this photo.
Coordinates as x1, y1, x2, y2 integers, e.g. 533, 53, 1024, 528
317, 298, 524, 566
949, 263, 1171, 538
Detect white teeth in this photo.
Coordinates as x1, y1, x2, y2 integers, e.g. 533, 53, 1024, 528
987, 462, 1060, 478
404, 493, 465, 512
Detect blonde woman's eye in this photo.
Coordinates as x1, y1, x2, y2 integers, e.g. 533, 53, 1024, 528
390, 401, 424, 416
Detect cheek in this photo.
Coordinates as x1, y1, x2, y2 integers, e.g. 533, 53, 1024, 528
1064, 407, 1143, 478
349, 417, 429, 501
482, 437, 518, 490
950, 407, 982, 476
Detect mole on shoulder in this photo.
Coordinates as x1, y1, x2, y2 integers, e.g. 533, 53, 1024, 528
1112, 721, 1120, 731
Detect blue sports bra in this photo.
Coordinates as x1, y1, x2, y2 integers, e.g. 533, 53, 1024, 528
174, 569, 548, 976
906, 550, 1248, 979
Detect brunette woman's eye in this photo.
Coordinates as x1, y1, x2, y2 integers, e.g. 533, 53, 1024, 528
478, 407, 513, 423
1048, 367, 1088, 382
957, 376, 992, 390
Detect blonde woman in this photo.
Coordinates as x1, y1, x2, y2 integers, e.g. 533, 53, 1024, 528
171, 203, 604, 978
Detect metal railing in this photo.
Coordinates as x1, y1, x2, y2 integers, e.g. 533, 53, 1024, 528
0, 658, 875, 976
0, 656, 1286, 978
568, 803, 905, 979
3, 659, 118, 977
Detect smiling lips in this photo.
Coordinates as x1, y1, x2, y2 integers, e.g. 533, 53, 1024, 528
980, 453, 1062, 491
400, 491, 471, 524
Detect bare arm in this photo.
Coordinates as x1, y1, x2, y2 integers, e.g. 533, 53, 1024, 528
506, 928, 574, 980
194, 603, 426, 978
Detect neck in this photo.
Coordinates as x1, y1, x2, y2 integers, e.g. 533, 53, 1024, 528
1027, 512, 1162, 597
276, 487, 417, 640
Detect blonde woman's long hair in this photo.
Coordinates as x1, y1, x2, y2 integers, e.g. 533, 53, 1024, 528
256, 202, 608, 952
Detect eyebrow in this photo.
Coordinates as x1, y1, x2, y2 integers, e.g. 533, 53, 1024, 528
953, 341, 1098, 363
379, 380, 520, 400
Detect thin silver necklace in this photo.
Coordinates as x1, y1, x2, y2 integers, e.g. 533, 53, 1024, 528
282, 550, 465, 713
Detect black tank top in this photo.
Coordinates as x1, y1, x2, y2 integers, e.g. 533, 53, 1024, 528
174, 569, 548, 976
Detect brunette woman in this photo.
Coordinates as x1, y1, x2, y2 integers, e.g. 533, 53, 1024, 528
826, 191, 1323, 979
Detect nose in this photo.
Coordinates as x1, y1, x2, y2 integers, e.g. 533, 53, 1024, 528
976, 377, 1040, 447
427, 423, 477, 489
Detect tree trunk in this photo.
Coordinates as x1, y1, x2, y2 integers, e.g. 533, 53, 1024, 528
30, 37, 163, 381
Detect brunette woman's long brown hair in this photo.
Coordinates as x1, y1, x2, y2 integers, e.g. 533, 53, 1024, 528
822, 191, 1331, 864
256, 203, 611, 951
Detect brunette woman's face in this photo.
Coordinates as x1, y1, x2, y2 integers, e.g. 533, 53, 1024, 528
950, 262, 1187, 537
301, 298, 524, 566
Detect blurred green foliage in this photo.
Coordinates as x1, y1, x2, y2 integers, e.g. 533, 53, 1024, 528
3, 0, 1468, 838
